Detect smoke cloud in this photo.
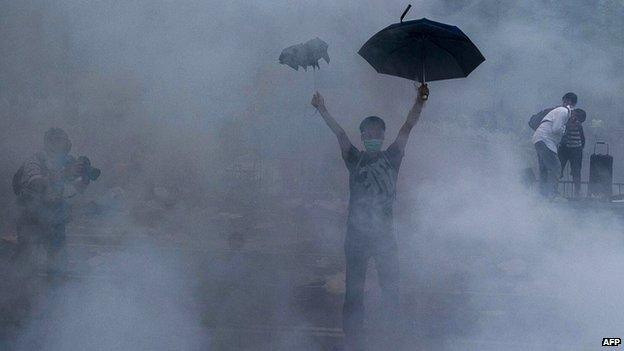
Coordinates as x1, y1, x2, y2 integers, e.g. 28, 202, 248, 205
0, 0, 623, 350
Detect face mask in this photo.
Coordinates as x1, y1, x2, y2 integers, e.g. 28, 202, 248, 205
363, 139, 383, 152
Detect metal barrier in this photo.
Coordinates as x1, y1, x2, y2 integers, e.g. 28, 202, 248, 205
559, 180, 624, 198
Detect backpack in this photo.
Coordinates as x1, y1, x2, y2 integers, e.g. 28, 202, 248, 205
12, 153, 46, 196
528, 107, 555, 130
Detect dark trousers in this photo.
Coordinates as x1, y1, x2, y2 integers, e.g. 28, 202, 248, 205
558, 146, 583, 196
15, 212, 67, 273
343, 232, 400, 349
535, 141, 561, 197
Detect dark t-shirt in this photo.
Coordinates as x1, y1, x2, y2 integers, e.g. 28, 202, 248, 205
342, 142, 404, 236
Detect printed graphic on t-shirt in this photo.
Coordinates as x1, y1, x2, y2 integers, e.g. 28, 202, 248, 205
342, 144, 403, 233
352, 153, 396, 208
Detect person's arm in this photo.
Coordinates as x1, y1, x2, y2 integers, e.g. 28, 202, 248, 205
389, 84, 427, 154
580, 124, 586, 148
311, 92, 353, 153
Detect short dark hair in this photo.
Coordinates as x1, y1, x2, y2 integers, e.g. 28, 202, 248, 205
359, 116, 385, 132
44, 127, 71, 153
573, 108, 586, 123
562, 92, 578, 105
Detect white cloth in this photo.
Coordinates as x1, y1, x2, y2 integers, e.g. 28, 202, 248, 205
532, 106, 571, 153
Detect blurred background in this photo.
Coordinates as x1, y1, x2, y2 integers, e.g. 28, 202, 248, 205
0, 1, 623, 350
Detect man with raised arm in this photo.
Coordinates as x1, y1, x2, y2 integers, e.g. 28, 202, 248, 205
311, 85, 427, 349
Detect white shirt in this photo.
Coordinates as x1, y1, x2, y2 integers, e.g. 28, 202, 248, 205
532, 106, 571, 153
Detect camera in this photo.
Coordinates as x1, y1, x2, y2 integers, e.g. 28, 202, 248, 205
76, 156, 101, 181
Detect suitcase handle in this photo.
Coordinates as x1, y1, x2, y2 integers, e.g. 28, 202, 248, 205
594, 141, 609, 155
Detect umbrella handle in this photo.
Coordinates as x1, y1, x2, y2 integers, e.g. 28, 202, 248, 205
415, 82, 429, 100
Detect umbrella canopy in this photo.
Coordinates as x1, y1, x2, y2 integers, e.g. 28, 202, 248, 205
358, 17, 485, 83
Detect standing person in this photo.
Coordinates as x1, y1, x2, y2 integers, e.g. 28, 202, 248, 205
532, 92, 577, 198
13, 128, 94, 275
311, 85, 426, 350
558, 108, 586, 198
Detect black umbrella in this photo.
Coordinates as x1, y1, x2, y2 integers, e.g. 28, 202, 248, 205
358, 5, 485, 98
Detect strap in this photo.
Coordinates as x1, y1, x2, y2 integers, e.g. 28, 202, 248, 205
567, 106, 572, 121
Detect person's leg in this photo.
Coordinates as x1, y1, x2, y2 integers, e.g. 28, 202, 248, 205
557, 146, 570, 178
373, 237, 401, 347
536, 141, 561, 197
535, 143, 549, 196
45, 223, 67, 274
343, 236, 370, 350
569, 148, 583, 197
14, 221, 36, 271
558, 146, 569, 179
13, 209, 43, 272
545, 152, 562, 197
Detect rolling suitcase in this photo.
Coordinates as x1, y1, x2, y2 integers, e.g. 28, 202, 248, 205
588, 141, 613, 198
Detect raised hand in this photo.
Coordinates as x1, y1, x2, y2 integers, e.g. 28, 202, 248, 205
417, 83, 429, 103
311, 91, 326, 111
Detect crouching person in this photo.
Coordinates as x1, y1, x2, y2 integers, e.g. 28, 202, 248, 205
13, 128, 96, 275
